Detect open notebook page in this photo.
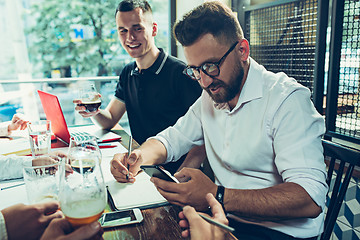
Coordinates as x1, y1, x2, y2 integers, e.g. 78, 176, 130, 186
101, 144, 168, 211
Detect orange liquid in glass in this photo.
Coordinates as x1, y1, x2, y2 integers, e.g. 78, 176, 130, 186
65, 211, 104, 228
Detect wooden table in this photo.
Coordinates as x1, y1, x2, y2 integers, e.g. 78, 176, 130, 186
103, 205, 187, 240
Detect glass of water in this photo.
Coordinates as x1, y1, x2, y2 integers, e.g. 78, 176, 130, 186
27, 120, 51, 157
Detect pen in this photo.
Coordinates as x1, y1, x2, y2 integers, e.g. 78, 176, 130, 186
99, 144, 117, 149
1, 183, 25, 190
198, 214, 235, 233
126, 135, 132, 180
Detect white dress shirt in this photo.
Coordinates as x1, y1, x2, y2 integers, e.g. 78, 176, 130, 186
153, 58, 328, 238
0, 125, 32, 180
0, 124, 29, 240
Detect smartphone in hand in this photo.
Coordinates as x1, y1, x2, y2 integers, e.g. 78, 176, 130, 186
140, 165, 180, 183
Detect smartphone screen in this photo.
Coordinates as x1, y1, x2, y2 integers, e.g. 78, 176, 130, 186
140, 165, 179, 183
100, 209, 143, 228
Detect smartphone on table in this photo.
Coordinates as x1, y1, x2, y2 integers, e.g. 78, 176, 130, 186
140, 165, 180, 183
99, 208, 143, 228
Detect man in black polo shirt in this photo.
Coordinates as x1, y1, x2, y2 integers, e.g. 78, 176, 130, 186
74, 0, 202, 174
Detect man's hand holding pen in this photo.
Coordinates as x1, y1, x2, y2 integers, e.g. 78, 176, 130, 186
110, 141, 143, 183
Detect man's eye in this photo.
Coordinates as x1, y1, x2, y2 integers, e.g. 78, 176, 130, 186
203, 63, 217, 73
119, 29, 127, 34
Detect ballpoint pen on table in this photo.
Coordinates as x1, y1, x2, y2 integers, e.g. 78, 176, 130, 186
1, 183, 25, 191
126, 135, 132, 180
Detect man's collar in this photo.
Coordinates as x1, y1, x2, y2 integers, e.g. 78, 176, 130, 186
131, 48, 168, 76
214, 58, 263, 112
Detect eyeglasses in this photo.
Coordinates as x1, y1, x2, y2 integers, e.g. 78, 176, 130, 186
183, 42, 238, 81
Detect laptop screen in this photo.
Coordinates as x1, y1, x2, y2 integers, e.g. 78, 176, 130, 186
38, 90, 72, 143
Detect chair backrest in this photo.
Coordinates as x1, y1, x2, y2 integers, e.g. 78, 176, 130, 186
320, 139, 360, 240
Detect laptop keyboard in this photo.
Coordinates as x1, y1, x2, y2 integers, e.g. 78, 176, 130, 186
71, 130, 99, 142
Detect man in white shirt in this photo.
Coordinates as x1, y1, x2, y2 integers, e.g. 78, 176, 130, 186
0, 114, 31, 180
110, 2, 328, 239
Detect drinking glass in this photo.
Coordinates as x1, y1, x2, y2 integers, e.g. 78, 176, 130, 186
59, 138, 106, 228
23, 160, 60, 204
78, 84, 101, 112
27, 120, 51, 157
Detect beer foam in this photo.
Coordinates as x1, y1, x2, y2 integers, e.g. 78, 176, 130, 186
61, 199, 106, 218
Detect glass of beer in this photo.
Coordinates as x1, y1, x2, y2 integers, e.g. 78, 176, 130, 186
78, 84, 101, 112
59, 137, 106, 228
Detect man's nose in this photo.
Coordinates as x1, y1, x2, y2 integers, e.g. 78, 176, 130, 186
127, 30, 136, 41
198, 71, 213, 88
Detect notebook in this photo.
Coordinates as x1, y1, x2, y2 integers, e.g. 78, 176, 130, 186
100, 147, 168, 211
106, 172, 169, 211
37, 90, 122, 144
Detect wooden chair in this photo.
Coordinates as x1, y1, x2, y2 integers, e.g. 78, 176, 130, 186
320, 139, 360, 240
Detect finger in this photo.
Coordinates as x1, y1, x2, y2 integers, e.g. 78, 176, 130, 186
179, 219, 190, 228
66, 221, 102, 240
20, 121, 28, 130
110, 158, 132, 183
155, 186, 185, 206
12, 115, 19, 122
183, 205, 199, 220
52, 151, 67, 158
73, 99, 82, 104
32, 157, 57, 166
179, 210, 185, 220
206, 193, 225, 217
181, 229, 190, 238
45, 218, 71, 236
151, 177, 182, 193
38, 201, 60, 214
206, 193, 228, 224
75, 105, 86, 112
65, 164, 73, 173
111, 155, 128, 171
43, 210, 63, 222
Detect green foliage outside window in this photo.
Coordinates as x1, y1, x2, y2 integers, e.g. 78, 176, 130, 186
25, 0, 168, 78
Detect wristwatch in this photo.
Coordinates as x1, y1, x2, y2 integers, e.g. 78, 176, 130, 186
216, 185, 225, 212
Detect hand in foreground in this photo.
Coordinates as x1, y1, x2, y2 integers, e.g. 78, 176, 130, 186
40, 218, 103, 240
179, 193, 230, 240
151, 167, 217, 211
1, 201, 63, 240
7, 114, 28, 134
32, 151, 73, 173
73, 98, 101, 118
110, 149, 143, 183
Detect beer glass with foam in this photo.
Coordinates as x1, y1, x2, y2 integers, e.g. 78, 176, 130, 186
78, 84, 101, 112
59, 137, 106, 228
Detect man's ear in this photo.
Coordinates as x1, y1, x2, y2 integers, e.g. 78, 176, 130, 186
152, 22, 158, 37
237, 39, 250, 61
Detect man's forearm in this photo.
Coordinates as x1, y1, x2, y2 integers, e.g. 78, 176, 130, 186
91, 110, 118, 130
139, 139, 168, 165
224, 182, 321, 221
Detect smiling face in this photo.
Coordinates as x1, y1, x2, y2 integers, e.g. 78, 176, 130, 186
116, 8, 157, 60
184, 34, 247, 107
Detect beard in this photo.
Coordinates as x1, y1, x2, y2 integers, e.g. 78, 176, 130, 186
204, 61, 244, 103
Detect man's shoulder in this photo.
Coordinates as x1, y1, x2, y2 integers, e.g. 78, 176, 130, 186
164, 54, 187, 68
123, 61, 136, 70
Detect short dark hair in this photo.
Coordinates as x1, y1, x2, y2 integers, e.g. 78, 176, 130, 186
115, 0, 152, 18
173, 1, 243, 47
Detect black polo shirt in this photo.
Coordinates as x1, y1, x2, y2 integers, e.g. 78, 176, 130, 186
115, 48, 201, 145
